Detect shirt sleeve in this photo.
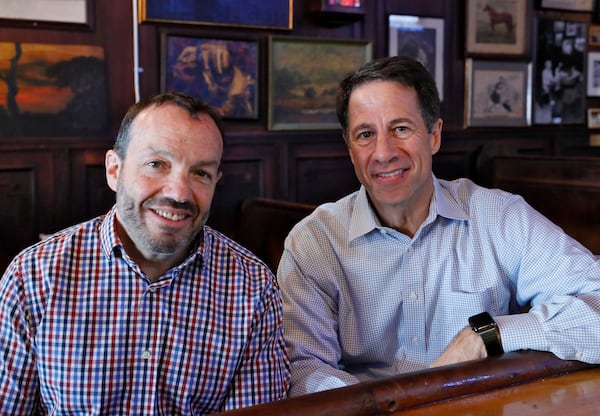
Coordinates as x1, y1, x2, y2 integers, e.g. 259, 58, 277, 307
278, 243, 360, 397
493, 196, 600, 363
0, 261, 40, 414
220, 269, 290, 411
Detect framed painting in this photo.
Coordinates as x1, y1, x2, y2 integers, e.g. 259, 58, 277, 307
0, 42, 107, 137
587, 52, 600, 97
533, 18, 586, 125
140, 0, 292, 30
464, 59, 531, 127
540, 0, 593, 12
160, 32, 259, 119
268, 36, 372, 131
466, 0, 529, 57
388, 15, 445, 100
0, 0, 93, 30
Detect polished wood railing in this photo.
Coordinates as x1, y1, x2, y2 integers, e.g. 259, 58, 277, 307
217, 351, 598, 416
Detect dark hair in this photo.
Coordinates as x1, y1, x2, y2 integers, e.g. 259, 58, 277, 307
113, 91, 225, 159
336, 56, 441, 141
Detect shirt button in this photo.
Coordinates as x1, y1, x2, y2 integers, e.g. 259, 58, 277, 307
410, 292, 418, 301
412, 336, 419, 345
575, 351, 583, 360
142, 349, 152, 360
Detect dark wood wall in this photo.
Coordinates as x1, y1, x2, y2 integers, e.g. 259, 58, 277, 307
0, 0, 596, 271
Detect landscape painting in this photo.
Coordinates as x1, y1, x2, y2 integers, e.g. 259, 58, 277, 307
0, 42, 107, 137
268, 36, 371, 130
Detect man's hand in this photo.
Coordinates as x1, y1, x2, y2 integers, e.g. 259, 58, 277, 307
429, 326, 487, 368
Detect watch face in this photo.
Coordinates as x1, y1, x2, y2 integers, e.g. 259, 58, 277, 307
469, 312, 495, 331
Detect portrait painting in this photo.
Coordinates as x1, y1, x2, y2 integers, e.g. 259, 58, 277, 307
161, 34, 258, 120
0, 42, 107, 137
388, 15, 444, 100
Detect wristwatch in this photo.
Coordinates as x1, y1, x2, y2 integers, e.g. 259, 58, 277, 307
468, 312, 504, 356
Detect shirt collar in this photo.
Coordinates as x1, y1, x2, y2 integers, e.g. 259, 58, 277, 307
348, 175, 468, 241
99, 206, 122, 259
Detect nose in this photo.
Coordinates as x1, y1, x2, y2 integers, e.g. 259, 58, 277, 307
163, 170, 193, 204
373, 134, 397, 164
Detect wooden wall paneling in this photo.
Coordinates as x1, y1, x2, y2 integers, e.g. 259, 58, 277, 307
287, 141, 359, 205
207, 142, 277, 236
68, 145, 115, 227
492, 156, 600, 253
0, 150, 55, 272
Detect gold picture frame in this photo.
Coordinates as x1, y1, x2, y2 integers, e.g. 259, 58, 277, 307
268, 36, 372, 131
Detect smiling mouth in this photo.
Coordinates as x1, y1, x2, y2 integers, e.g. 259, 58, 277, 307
376, 168, 407, 178
153, 209, 187, 221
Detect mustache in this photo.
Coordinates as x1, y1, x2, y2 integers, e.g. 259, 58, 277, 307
150, 198, 197, 213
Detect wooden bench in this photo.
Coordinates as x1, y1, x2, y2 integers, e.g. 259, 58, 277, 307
492, 155, 600, 254
234, 198, 316, 272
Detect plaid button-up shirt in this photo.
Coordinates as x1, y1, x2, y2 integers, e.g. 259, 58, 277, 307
0, 207, 289, 414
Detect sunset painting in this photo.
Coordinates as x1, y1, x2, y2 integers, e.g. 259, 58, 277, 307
0, 42, 107, 137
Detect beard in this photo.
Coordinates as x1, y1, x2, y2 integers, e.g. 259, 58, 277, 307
115, 190, 209, 257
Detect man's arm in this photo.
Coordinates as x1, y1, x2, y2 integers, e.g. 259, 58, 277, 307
221, 273, 290, 411
0, 265, 40, 413
278, 249, 360, 397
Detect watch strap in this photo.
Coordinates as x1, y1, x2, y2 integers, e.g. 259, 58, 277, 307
468, 312, 504, 356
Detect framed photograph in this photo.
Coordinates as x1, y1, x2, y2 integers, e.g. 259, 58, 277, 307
140, 0, 292, 30
0, 42, 107, 137
587, 52, 600, 96
588, 108, 600, 127
268, 36, 371, 131
388, 15, 445, 100
160, 33, 259, 119
540, 0, 593, 12
533, 18, 586, 125
466, 0, 529, 57
589, 25, 600, 46
0, 0, 93, 30
464, 59, 531, 127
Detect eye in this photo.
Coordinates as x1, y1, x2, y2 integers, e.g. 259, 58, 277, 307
393, 125, 412, 139
147, 160, 164, 169
193, 169, 209, 178
353, 131, 374, 146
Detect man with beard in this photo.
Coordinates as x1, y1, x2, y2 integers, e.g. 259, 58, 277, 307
0, 92, 290, 414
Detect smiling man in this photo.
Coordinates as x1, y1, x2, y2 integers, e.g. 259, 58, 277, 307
277, 56, 600, 397
0, 92, 289, 414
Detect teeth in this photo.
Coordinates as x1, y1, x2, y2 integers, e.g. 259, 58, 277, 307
154, 209, 186, 221
378, 169, 405, 178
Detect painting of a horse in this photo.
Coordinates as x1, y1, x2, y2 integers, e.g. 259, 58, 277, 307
483, 4, 514, 33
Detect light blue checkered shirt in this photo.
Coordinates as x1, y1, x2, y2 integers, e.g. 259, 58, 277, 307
278, 176, 600, 397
